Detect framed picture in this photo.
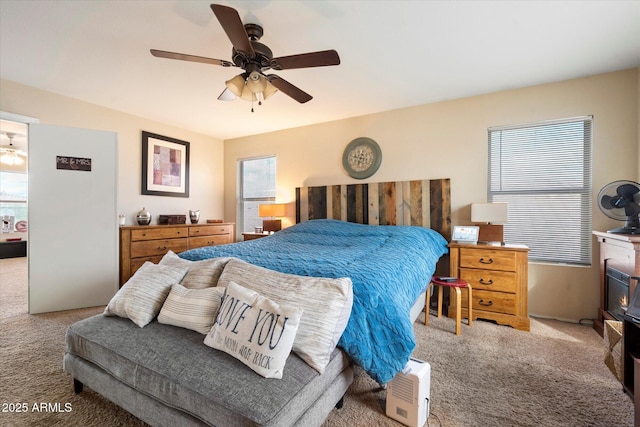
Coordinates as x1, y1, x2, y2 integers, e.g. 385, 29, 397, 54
141, 131, 190, 197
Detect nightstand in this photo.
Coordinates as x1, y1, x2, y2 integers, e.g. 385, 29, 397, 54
448, 242, 530, 331
242, 232, 270, 241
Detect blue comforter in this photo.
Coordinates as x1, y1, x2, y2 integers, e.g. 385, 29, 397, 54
180, 219, 448, 383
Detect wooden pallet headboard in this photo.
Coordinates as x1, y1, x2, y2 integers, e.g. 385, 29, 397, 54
295, 178, 451, 240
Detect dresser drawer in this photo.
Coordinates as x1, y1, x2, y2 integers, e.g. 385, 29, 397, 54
188, 225, 232, 237
130, 256, 163, 276
459, 268, 517, 293
462, 289, 517, 315
460, 248, 517, 272
189, 234, 232, 249
131, 239, 189, 258
131, 227, 188, 241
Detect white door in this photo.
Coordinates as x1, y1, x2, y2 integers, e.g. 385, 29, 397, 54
28, 124, 118, 314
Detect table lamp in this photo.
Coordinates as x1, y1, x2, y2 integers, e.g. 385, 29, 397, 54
471, 202, 508, 243
258, 203, 286, 233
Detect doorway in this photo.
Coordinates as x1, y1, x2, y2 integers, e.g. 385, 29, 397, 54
0, 115, 31, 314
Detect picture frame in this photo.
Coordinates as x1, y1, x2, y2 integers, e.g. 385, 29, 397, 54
452, 225, 479, 243
141, 131, 190, 197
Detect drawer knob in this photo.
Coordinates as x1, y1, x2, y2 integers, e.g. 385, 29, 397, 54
479, 278, 494, 285
479, 299, 494, 307
479, 258, 494, 264
157, 246, 167, 251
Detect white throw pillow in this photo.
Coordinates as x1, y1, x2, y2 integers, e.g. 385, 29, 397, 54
216, 258, 353, 374
204, 281, 302, 379
158, 284, 226, 334
104, 261, 187, 327
159, 250, 231, 289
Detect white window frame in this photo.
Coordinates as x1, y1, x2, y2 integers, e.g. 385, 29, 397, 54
488, 116, 593, 265
237, 155, 276, 237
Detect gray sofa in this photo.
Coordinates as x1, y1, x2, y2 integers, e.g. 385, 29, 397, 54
63, 314, 353, 426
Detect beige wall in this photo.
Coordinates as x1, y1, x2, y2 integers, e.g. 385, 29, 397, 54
225, 68, 640, 322
0, 79, 225, 225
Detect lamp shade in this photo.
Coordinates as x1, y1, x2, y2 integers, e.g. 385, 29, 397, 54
259, 203, 286, 218
225, 74, 246, 97
246, 71, 267, 93
262, 80, 278, 99
471, 202, 508, 224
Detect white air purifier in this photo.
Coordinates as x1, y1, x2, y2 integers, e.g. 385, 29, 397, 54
386, 358, 431, 427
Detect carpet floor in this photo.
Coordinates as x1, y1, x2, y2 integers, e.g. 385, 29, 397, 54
0, 257, 634, 426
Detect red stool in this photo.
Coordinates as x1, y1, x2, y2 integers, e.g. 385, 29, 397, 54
425, 277, 472, 335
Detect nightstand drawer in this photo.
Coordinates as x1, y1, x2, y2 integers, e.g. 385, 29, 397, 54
463, 289, 517, 315
459, 268, 517, 293
460, 248, 517, 272
189, 225, 232, 237
131, 239, 189, 258
189, 234, 232, 249
131, 227, 188, 241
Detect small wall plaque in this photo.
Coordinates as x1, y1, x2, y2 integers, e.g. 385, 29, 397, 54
56, 156, 92, 171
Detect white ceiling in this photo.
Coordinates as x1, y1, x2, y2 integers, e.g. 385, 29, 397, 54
1, 0, 639, 144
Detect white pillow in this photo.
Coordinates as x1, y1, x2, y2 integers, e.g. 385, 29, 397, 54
159, 251, 231, 289
204, 281, 302, 379
216, 258, 353, 374
104, 262, 187, 327
158, 284, 226, 334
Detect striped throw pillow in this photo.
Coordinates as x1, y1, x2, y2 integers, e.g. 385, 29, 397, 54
158, 284, 225, 334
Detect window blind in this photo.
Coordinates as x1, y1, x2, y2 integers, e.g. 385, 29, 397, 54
488, 116, 593, 265
238, 156, 276, 233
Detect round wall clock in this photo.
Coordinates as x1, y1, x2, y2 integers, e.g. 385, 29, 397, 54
342, 137, 382, 179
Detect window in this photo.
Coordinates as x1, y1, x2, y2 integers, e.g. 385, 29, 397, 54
0, 171, 28, 228
238, 156, 276, 233
488, 116, 593, 265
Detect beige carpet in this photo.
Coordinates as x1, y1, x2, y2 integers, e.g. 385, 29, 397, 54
0, 257, 634, 427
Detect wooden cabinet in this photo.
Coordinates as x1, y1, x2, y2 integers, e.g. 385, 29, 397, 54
448, 242, 530, 331
592, 231, 640, 337
119, 223, 234, 285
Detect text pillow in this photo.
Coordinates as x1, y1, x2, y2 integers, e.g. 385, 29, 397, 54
217, 258, 353, 374
204, 281, 302, 379
158, 284, 226, 334
104, 262, 187, 327
159, 251, 231, 289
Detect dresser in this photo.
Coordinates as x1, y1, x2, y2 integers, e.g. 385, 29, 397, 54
119, 223, 234, 285
448, 242, 530, 331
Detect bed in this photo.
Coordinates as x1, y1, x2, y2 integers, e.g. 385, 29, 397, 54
180, 179, 451, 384
64, 178, 450, 426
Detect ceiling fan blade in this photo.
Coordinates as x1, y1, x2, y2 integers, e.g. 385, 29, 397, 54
210, 4, 254, 55
150, 49, 233, 67
217, 87, 236, 101
267, 75, 312, 103
271, 50, 340, 70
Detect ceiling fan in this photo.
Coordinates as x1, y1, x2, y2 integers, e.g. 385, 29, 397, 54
0, 132, 26, 166
150, 3, 340, 109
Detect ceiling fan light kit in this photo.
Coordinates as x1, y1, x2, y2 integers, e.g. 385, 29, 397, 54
0, 132, 26, 166
151, 3, 340, 111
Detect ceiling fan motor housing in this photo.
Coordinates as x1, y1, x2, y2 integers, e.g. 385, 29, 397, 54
231, 24, 273, 71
